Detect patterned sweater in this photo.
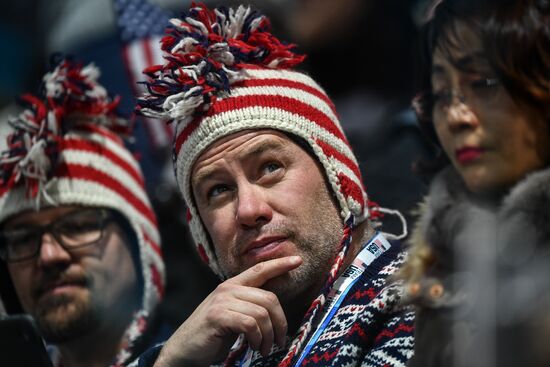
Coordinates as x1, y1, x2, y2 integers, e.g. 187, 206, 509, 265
133, 242, 414, 367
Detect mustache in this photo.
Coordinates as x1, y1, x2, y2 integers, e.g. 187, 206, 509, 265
33, 271, 90, 298
233, 222, 297, 255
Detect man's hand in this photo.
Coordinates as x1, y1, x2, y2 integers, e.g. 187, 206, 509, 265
153, 256, 303, 367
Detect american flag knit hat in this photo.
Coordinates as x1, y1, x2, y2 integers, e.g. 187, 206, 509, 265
136, 3, 378, 276
136, 3, 384, 366
0, 56, 165, 366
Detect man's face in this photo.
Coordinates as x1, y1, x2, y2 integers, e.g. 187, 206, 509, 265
4, 205, 140, 342
192, 130, 344, 304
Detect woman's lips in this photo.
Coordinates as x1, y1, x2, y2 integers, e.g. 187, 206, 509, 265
455, 147, 483, 164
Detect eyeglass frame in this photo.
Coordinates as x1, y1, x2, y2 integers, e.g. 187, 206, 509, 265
413, 76, 501, 125
0, 208, 113, 263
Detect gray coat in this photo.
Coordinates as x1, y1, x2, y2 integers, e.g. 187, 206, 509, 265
403, 166, 550, 367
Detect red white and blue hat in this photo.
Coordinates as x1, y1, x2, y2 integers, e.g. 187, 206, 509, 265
0, 56, 165, 366
136, 3, 377, 277
136, 4, 384, 365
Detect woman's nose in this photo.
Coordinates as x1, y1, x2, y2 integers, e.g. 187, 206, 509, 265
445, 96, 479, 131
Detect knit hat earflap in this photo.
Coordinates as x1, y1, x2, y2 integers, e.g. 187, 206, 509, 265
136, 2, 380, 275
136, 3, 387, 365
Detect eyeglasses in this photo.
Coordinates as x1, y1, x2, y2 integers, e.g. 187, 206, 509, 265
414, 76, 502, 121
0, 209, 113, 263
434, 76, 500, 108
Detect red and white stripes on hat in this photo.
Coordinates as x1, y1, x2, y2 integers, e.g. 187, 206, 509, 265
175, 66, 370, 276
136, 4, 375, 366
136, 4, 370, 278
0, 57, 164, 367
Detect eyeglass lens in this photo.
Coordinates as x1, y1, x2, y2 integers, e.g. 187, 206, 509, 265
0, 209, 108, 262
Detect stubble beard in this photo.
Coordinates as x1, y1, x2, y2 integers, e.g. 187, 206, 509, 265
262, 223, 342, 307
34, 290, 98, 343
265, 183, 344, 306
221, 185, 344, 309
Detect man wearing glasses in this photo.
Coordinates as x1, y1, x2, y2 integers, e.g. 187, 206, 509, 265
0, 57, 165, 367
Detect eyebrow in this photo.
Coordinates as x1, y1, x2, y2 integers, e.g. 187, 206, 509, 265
192, 139, 291, 188
432, 51, 489, 77
243, 140, 290, 159
456, 53, 489, 70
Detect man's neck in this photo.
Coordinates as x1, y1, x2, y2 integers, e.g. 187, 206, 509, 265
340, 221, 375, 273
284, 221, 375, 334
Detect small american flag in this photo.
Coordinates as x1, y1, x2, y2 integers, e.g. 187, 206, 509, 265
113, 0, 175, 149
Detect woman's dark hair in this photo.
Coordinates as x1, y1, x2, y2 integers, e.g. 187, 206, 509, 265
413, 0, 550, 153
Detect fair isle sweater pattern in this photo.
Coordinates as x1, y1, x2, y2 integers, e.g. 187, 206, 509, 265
224, 243, 414, 367
132, 244, 414, 367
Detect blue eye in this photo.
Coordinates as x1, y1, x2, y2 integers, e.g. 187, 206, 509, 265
263, 162, 281, 174
207, 184, 230, 198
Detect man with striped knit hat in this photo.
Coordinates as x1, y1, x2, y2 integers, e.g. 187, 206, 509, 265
0, 56, 166, 367
134, 4, 414, 367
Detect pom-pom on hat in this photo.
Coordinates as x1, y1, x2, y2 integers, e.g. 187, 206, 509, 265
137, 4, 382, 365
137, 2, 375, 277
0, 55, 164, 367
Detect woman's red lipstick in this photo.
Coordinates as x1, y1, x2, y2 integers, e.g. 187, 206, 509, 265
455, 147, 483, 164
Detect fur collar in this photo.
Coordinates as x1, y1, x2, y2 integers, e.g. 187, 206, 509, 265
402, 166, 550, 308
417, 166, 550, 262
405, 167, 550, 367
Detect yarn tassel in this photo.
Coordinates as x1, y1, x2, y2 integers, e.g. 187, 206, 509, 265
136, 3, 305, 124
0, 55, 129, 203
278, 217, 355, 367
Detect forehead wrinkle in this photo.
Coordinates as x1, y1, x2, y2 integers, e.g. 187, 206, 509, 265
239, 138, 293, 161
192, 136, 293, 189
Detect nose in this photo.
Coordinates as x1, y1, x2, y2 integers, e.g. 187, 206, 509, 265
235, 183, 273, 228
37, 233, 72, 267
445, 97, 479, 132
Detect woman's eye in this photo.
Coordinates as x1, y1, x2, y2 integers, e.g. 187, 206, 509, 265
468, 77, 501, 100
432, 89, 452, 106
470, 77, 499, 89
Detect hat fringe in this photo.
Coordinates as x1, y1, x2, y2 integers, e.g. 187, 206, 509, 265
136, 2, 305, 123
278, 218, 354, 366
0, 55, 130, 202
378, 207, 409, 240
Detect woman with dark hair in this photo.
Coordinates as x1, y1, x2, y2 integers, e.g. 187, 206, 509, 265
399, 0, 550, 366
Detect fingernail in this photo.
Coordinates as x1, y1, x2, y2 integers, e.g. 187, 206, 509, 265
289, 256, 301, 264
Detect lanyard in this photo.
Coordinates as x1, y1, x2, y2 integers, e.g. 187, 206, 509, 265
239, 232, 391, 367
